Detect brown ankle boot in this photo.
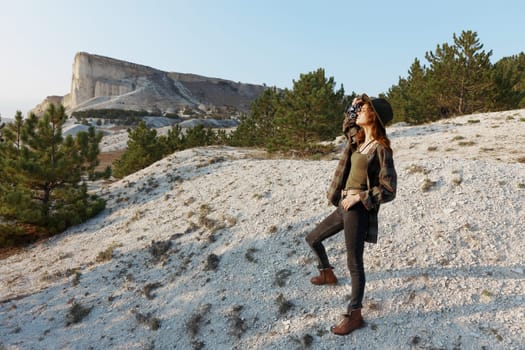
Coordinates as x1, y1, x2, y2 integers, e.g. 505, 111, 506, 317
331, 309, 364, 335
310, 267, 338, 285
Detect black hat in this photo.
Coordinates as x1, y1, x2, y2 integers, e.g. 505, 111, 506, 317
360, 93, 393, 127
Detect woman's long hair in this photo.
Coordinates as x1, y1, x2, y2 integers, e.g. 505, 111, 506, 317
355, 102, 392, 152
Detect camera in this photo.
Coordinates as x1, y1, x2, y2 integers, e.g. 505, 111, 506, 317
346, 102, 363, 120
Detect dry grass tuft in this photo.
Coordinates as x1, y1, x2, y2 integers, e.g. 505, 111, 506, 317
95, 243, 123, 263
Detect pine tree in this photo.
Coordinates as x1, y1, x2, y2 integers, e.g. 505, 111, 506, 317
184, 124, 215, 148
163, 123, 186, 152
405, 59, 435, 122
112, 121, 166, 178
425, 41, 459, 118
492, 52, 525, 109
425, 30, 494, 116
388, 59, 434, 123
271, 68, 345, 151
452, 30, 495, 114
0, 104, 105, 244
229, 87, 281, 147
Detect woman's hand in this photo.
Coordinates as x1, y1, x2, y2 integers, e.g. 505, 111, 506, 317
352, 97, 363, 106
342, 194, 360, 210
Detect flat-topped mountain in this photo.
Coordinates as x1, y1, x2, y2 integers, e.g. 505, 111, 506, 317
33, 52, 266, 116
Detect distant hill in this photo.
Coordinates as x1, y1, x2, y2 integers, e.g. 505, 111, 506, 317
32, 52, 266, 117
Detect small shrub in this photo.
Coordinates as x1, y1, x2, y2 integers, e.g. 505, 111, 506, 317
406, 164, 429, 175
275, 269, 292, 287
489, 328, 504, 342
451, 135, 465, 141
517, 157, 525, 164
130, 210, 143, 222
186, 304, 212, 339
72, 272, 81, 286
302, 334, 314, 347
467, 119, 480, 123
149, 240, 172, 261
275, 293, 294, 315
451, 175, 462, 186
143, 282, 162, 299
421, 178, 437, 192
66, 302, 93, 326
427, 146, 438, 151
96, 244, 119, 263
205, 254, 220, 271
227, 305, 247, 339
458, 141, 476, 146
481, 289, 493, 298
132, 310, 161, 330
245, 248, 259, 263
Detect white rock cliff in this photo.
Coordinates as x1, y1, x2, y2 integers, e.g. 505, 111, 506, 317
34, 52, 266, 115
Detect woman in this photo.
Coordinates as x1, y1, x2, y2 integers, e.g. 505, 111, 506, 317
305, 93, 397, 335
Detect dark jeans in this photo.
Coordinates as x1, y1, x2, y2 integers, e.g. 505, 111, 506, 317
305, 201, 368, 311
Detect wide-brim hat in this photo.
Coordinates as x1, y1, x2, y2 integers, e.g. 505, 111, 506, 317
360, 93, 393, 127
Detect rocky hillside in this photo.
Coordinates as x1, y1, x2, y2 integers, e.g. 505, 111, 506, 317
0, 110, 524, 349
33, 52, 266, 116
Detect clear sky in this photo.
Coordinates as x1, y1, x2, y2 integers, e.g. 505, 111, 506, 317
1, 0, 524, 119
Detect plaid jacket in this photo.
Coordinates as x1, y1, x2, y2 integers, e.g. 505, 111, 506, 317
326, 132, 397, 243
